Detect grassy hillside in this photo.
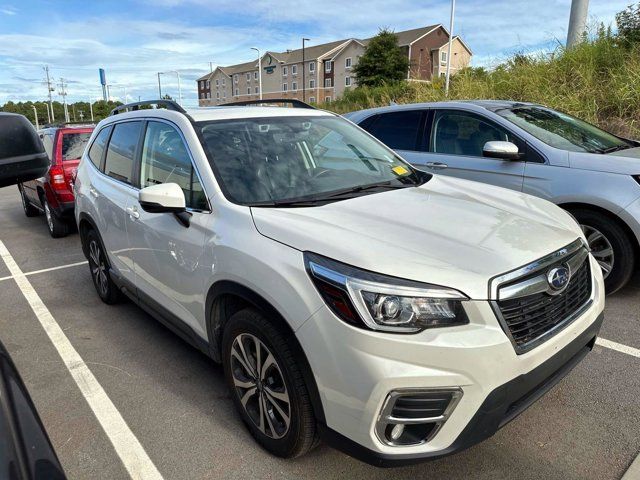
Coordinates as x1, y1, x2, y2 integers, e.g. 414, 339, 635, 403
327, 37, 640, 138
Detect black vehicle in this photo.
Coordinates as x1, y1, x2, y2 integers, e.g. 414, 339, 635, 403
0, 113, 50, 188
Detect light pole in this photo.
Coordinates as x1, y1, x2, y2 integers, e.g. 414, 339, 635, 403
159, 71, 183, 104
444, 0, 456, 96
89, 98, 94, 122
31, 105, 39, 130
302, 38, 310, 102
251, 47, 263, 100
157, 72, 162, 98
567, 0, 589, 48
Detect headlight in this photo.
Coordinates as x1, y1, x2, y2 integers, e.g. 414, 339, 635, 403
304, 252, 469, 333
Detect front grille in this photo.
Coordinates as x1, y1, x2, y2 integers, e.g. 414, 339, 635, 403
496, 254, 592, 353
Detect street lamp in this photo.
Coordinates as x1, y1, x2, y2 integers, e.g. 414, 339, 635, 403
444, 0, 456, 96
302, 38, 310, 102
251, 47, 263, 100
159, 71, 183, 105
31, 105, 39, 130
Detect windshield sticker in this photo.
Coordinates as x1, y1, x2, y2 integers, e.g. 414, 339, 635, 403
392, 166, 409, 175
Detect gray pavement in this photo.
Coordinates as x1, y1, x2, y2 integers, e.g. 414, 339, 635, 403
0, 185, 638, 480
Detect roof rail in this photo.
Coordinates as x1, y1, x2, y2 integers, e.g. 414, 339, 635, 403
220, 99, 315, 109
110, 100, 187, 116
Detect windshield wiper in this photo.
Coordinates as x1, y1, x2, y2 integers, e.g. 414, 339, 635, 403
322, 181, 412, 199
601, 145, 632, 154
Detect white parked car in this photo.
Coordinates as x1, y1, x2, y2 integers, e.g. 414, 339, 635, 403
74, 100, 604, 466
345, 101, 640, 293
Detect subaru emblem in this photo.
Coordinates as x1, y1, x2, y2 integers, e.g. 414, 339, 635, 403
547, 266, 570, 290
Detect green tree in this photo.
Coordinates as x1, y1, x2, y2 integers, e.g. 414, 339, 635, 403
616, 2, 640, 45
353, 29, 409, 87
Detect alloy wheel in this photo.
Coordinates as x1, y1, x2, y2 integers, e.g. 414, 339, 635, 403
89, 239, 109, 297
581, 224, 614, 279
44, 202, 54, 232
230, 333, 291, 439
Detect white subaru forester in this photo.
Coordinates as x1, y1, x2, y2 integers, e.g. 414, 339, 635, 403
74, 100, 604, 466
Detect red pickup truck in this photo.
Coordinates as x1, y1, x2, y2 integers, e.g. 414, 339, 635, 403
18, 125, 94, 237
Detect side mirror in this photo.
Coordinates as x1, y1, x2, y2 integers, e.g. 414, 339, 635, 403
0, 113, 50, 188
139, 183, 191, 227
482, 141, 521, 161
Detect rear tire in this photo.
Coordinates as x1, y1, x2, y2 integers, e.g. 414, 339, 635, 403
42, 196, 69, 238
86, 229, 121, 304
19, 185, 39, 217
570, 209, 635, 294
222, 309, 318, 458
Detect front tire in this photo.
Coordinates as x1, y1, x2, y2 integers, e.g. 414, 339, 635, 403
86, 229, 121, 304
222, 309, 318, 458
570, 209, 635, 294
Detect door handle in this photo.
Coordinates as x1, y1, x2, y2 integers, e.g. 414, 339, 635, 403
425, 162, 448, 169
89, 186, 98, 198
126, 206, 140, 220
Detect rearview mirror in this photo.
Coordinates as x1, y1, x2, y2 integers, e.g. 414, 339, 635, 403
482, 141, 521, 161
0, 113, 50, 188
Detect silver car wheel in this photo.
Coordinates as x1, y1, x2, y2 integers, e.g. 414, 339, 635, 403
581, 224, 614, 279
44, 201, 54, 232
89, 240, 109, 296
230, 333, 291, 439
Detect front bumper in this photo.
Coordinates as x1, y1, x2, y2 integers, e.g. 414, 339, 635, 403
296, 254, 605, 467
317, 312, 602, 467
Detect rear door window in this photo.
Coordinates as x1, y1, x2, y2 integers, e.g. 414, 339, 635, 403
363, 110, 423, 151
62, 132, 92, 161
104, 122, 142, 184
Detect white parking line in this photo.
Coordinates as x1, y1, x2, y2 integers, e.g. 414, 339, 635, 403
596, 338, 640, 358
0, 241, 164, 480
0, 260, 87, 282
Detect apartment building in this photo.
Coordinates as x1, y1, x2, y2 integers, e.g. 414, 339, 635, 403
196, 24, 472, 106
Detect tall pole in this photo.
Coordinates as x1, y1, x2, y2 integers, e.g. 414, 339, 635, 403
58, 78, 70, 123
31, 105, 39, 130
251, 47, 263, 100
43, 65, 55, 122
302, 38, 310, 102
444, 0, 455, 96
89, 98, 94, 122
157, 72, 162, 98
567, 0, 589, 48
176, 72, 182, 105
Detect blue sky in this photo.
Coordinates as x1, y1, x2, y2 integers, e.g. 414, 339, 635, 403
0, 0, 631, 107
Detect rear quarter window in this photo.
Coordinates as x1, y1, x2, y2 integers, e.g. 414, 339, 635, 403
87, 126, 112, 170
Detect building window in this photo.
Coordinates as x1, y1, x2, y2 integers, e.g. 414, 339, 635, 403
324, 78, 332, 87
254, 71, 258, 80
216, 92, 220, 99
206, 92, 211, 99
247, 87, 251, 94
283, 83, 288, 92
345, 57, 352, 68
309, 79, 315, 88
235, 88, 239, 96
309, 62, 315, 72
222, 78, 226, 86
283, 66, 288, 76
325, 95, 332, 103
255, 86, 259, 94
234, 74, 238, 83
199, 93, 203, 99
325, 61, 332, 73
216, 79, 219, 86
206, 80, 210, 88
345, 76, 351, 86
441, 51, 447, 63
309, 96, 315, 103
246, 73, 250, 81
292, 64, 297, 75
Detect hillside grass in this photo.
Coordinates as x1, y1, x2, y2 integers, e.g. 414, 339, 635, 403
326, 37, 640, 138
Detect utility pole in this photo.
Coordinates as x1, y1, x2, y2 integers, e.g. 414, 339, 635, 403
567, 0, 589, 48
302, 38, 310, 102
31, 105, 39, 130
106, 84, 111, 102
89, 98, 94, 122
251, 47, 263, 100
209, 61, 213, 72
444, 0, 456, 96
43, 65, 55, 123
58, 78, 70, 123
157, 72, 162, 98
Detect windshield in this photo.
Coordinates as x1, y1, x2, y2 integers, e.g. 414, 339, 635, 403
495, 106, 632, 154
197, 115, 425, 206
62, 132, 92, 161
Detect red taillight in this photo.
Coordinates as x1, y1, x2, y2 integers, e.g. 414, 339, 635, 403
50, 165, 68, 192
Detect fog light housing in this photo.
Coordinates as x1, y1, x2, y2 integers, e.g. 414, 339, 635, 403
376, 389, 462, 446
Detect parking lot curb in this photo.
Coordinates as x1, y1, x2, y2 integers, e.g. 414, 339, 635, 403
623, 451, 640, 480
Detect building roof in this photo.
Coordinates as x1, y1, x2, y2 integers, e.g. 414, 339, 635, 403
275, 39, 350, 65
219, 60, 260, 76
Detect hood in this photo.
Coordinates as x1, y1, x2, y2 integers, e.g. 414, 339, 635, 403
251, 176, 583, 300
569, 147, 640, 174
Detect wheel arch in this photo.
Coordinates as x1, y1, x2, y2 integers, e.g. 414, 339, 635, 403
205, 280, 326, 424
78, 213, 104, 261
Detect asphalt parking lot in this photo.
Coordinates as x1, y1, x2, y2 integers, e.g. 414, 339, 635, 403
0, 185, 638, 480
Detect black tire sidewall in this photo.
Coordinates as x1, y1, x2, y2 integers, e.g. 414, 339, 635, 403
571, 209, 635, 294
86, 230, 119, 303
43, 197, 68, 238
221, 310, 307, 458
